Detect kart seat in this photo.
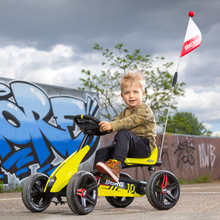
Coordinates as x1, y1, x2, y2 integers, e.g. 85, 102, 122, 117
123, 147, 162, 169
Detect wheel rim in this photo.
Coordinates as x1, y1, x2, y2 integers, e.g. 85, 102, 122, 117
114, 197, 126, 202
105, 172, 134, 208
153, 173, 180, 207
76, 174, 97, 209
30, 179, 48, 208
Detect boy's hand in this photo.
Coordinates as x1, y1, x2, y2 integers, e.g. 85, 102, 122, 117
99, 121, 112, 131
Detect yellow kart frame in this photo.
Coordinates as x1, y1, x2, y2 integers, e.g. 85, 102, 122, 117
22, 114, 180, 215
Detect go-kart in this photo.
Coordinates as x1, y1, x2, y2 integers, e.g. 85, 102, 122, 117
22, 114, 180, 215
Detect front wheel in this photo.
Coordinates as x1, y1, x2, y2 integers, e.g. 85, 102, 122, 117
146, 170, 180, 210
22, 173, 51, 212
67, 171, 98, 215
105, 172, 134, 208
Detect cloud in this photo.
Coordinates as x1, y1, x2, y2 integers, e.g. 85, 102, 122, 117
0, 0, 219, 135
203, 123, 213, 130
0, 1, 218, 53
212, 131, 220, 137
177, 88, 220, 125
0, 44, 106, 88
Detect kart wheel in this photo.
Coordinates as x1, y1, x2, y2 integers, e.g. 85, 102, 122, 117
22, 173, 51, 212
105, 172, 134, 208
67, 171, 98, 215
146, 170, 180, 210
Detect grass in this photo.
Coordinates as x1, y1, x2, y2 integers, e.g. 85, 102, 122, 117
0, 184, 22, 193
0, 181, 4, 193
179, 175, 211, 185
7, 186, 23, 193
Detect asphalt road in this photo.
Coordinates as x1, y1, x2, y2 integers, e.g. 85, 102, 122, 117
0, 183, 220, 220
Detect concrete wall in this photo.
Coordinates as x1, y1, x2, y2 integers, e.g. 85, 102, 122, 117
0, 77, 100, 190
102, 132, 220, 182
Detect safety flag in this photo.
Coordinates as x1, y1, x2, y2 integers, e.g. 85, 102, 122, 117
159, 11, 202, 160
180, 16, 202, 57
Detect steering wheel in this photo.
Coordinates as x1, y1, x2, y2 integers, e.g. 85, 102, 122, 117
74, 115, 107, 136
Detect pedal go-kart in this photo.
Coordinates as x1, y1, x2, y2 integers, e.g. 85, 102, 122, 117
22, 114, 180, 215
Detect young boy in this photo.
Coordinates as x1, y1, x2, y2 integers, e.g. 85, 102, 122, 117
95, 71, 157, 182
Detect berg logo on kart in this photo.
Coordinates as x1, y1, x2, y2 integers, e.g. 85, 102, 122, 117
105, 179, 124, 188
162, 187, 167, 194
147, 159, 154, 163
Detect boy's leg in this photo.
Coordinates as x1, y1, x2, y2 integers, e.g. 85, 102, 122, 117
95, 142, 121, 183
112, 129, 151, 166
93, 144, 115, 169
96, 129, 151, 182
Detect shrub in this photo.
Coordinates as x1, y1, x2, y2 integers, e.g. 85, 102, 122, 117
179, 175, 211, 185
0, 181, 4, 193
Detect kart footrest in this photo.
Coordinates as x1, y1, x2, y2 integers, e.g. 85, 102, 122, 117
52, 196, 67, 206
53, 200, 67, 206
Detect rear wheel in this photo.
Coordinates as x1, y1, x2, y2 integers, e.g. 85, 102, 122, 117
22, 173, 51, 212
146, 170, 180, 210
67, 171, 98, 215
105, 172, 134, 208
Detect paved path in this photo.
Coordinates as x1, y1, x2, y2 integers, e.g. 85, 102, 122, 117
0, 183, 220, 220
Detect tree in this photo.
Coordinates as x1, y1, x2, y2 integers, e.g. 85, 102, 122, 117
165, 111, 212, 136
78, 43, 185, 126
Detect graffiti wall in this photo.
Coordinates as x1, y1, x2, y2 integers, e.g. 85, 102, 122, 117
1, 76, 219, 190
102, 133, 220, 181
0, 77, 100, 190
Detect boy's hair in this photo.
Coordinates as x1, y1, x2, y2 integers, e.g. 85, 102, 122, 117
120, 71, 146, 92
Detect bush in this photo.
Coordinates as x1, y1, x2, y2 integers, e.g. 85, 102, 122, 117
179, 175, 211, 184
194, 175, 211, 183
0, 181, 4, 193
7, 185, 23, 193
178, 179, 187, 185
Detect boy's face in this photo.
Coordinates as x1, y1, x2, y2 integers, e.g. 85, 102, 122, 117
121, 83, 145, 109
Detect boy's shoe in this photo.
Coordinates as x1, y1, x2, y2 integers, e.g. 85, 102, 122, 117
96, 159, 121, 183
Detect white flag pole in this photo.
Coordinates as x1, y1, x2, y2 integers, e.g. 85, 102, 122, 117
159, 60, 180, 161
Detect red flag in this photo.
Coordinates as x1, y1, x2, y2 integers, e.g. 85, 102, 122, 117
180, 17, 202, 57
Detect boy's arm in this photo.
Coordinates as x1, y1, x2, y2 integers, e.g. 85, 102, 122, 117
100, 109, 126, 133
109, 106, 153, 132
99, 121, 112, 131
111, 109, 125, 122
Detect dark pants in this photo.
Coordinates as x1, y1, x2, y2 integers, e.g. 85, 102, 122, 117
94, 129, 151, 169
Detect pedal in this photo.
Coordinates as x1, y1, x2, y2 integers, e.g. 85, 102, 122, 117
52, 197, 66, 206
148, 166, 155, 171
100, 174, 111, 180
53, 201, 59, 206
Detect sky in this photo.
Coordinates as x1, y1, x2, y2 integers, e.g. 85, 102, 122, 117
0, 0, 220, 136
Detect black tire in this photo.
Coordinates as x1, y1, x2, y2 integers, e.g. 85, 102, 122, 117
105, 172, 134, 208
67, 171, 98, 215
146, 170, 180, 210
22, 173, 51, 212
